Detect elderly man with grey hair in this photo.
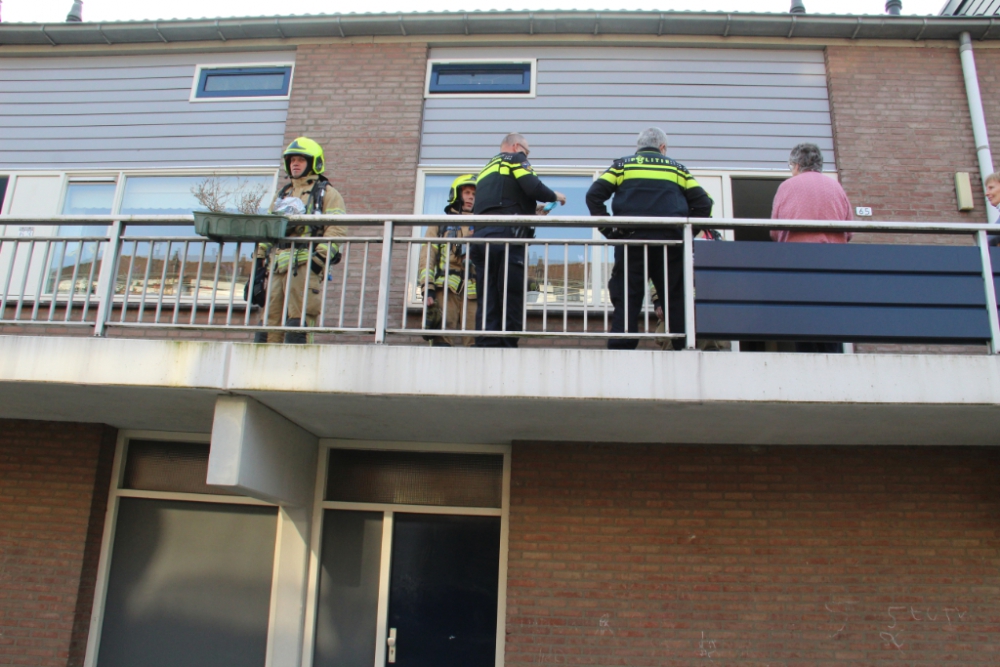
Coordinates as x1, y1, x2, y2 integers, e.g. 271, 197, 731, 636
770, 143, 852, 244
586, 127, 713, 350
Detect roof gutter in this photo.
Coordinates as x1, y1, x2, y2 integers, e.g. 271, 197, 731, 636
0, 11, 998, 47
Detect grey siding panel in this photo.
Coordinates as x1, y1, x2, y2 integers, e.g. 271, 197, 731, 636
422, 47, 835, 171
0, 51, 294, 170
0, 100, 290, 116
0, 109, 287, 132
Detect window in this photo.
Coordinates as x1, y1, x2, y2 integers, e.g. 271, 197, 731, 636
120, 174, 272, 218
414, 172, 600, 308
93, 436, 277, 667
0, 176, 8, 212
426, 61, 534, 97
116, 174, 274, 302
47, 181, 117, 295
192, 65, 292, 100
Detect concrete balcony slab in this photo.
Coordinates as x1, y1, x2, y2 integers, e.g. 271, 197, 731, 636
0, 336, 997, 445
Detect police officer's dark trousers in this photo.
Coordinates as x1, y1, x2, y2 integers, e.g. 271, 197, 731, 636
470, 234, 524, 348
608, 239, 684, 350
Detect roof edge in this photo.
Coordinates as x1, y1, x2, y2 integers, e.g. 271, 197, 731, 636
1, 11, 998, 48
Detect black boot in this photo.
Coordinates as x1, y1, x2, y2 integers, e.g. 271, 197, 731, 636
284, 318, 307, 344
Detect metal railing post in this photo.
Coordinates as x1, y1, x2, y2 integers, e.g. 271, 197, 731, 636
374, 220, 394, 344
977, 230, 1000, 354
92, 220, 123, 337
683, 223, 696, 350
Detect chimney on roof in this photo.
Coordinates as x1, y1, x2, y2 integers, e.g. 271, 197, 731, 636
66, 0, 83, 22
790, 0, 806, 13
885, 0, 902, 15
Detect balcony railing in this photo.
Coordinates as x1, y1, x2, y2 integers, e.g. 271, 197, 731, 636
1, 214, 998, 353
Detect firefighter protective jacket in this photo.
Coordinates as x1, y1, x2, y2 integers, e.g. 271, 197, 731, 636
419, 217, 477, 299
472, 151, 557, 236
586, 148, 713, 240
259, 174, 347, 273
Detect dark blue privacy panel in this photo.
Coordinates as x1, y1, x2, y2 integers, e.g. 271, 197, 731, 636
695, 241, 992, 343
990, 247, 1000, 305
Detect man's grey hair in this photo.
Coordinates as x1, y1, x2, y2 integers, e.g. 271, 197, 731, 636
637, 127, 668, 150
501, 132, 527, 149
789, 143, 824, 172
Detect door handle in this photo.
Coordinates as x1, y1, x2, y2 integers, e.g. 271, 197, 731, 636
387, 628, 397, 663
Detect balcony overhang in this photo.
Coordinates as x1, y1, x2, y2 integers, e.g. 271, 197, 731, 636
0, 335, 997, 446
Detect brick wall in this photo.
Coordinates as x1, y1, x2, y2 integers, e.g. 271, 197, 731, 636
974, 47, 1000, 173
0, 420, 116, 667
826, 45, 985, 243
282, 43, 428, 339
506, 443, 1000, 666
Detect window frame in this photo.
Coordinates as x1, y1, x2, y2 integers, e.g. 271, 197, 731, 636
0, 168, 280, 306
190, 63, 295, 102
303, 440, 512, 667
424, 59, 537, 99
84, 430, 278, 667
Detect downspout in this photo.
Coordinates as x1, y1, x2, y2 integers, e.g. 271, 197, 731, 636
959, 32, 999, 224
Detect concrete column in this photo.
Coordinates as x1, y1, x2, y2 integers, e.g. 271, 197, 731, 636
208, 395, 317, 506
208, 396, 319, 667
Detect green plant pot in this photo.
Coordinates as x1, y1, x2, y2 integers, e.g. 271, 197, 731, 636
193, 211, 288, 242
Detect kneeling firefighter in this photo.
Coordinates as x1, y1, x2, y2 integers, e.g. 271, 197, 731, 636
418, 174, 478, 346
254, 137, 347, 344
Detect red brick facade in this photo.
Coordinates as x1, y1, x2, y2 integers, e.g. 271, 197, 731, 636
0, 421, 116, 667
506, 443, 1000, 666
826, 45, 985, 237
282, 43, 429, 341
973, 46, 1000, 173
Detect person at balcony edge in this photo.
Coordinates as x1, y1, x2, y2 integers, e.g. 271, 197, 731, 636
471, 133, 566, 347
418, 174, 479, 347
586, 127, 713, 351
984, 172, 1000, 245
770, 143, 853, 244
771, 143, 853, 353
255, 137, 347, 344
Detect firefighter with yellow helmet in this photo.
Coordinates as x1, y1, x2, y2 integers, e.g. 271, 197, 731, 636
418, 174, 478, 346
256, 137, 347, 344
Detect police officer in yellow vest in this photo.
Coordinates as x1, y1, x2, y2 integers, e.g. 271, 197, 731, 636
419, 174, 478, 346
256, 137, 347, 344
471, 133, 565, 347
586, 127, 713, 350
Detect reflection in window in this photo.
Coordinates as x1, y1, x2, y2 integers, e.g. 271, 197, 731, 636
120, 175, 272, 218
428, 62, 532, 94
525, 175, 597, 306
195, 66, 292, 98
0, 176, 8, 212
48, 182, 117, 296
117, 175, 274, 303
419, 173, 607, 308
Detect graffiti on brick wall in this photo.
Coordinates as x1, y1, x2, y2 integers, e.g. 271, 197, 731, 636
824, 600, 969, 654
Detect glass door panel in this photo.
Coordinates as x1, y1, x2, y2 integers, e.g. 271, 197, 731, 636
313, 510, 385, 667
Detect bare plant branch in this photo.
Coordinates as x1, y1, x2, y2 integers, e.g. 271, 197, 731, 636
233, 179, 268, 215
191, 176, 234, 213
192, 176, 269, 215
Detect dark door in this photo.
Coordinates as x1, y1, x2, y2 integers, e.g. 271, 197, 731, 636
387, 514, 501, 667
731, 176, 786, 241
